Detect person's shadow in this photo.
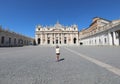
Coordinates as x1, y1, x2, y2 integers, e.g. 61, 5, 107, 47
58, 58, 65, 62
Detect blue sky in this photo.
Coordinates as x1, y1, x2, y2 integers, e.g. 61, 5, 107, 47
0, 0, 120, 38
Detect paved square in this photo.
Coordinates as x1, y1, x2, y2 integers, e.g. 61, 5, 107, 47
0, 46, 120, 84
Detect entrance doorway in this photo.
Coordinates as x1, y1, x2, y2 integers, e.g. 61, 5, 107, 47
64, 37, 67, 44
56, 40, 58, 44
47, 40, 50, 44
73, 38, 77, 44
38, 38, 41, 44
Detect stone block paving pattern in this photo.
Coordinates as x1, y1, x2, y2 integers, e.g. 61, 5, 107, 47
0, 46, 120, 84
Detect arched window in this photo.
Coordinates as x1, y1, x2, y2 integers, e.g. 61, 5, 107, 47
38, 28, 40, 30
73, 38, 77, 44
74, 28, 76, 30
38, 38, 41, 44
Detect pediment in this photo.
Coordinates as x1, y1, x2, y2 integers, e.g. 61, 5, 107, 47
52, 29, 63, 32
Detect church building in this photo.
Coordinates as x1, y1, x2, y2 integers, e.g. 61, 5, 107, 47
35, 21, 79, 45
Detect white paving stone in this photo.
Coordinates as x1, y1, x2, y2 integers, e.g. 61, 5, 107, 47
0, 46, 120, 84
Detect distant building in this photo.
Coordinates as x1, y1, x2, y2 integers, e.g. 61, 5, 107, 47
35, 21, 79, 45
35, 17, 120, 46
79, 17, 120, 46
0, 26, 34, 47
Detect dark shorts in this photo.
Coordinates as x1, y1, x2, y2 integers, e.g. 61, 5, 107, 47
56, 53, 60, 55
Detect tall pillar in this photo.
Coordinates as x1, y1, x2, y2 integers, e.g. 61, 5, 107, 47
108, 32, 113, 45
35, 35, 38, 45
118, 31, 120, 45
57, 33, 59, 45
68, 34, 70, 45
67, 34, 69, 45
58, 33, 60, 45
41, 34, 43, 45
114, 31, 119, 45
71, 33, 73, 45
54, 33, 55, 45
61, 33, 63, 45
50, 34, 53, 45
113, 31, 116, 45
76, 33, 78, 45
45, 33, 47, 45
53, 33, 54, 45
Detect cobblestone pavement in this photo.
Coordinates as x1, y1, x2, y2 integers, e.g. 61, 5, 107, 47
0, 46, 120, 84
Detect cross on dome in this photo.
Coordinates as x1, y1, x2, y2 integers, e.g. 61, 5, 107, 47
56, 20, 60, 25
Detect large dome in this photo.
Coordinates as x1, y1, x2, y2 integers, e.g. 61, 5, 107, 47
54, 21, 62, 28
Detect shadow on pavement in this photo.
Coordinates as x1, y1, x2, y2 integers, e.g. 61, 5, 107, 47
58, 58, 65, 62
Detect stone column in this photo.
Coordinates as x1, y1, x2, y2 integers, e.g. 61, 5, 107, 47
113, 31, 116, 45
50, 34, 52, 45
54, 33, 55, 45
52, 33, 54, 45
77, 33, 79, 45
45, 33, 47, 45
58, 33, 60, 45
115, 31, 119, 45
41, 34, 43, 45
61, 33, 63, 45
67, 34, 69, 45
108, 32, 112, 45
68, 34, 70, 45
114, 31, 119, 45
71, 33, 73, 45
35, 35, 38, 45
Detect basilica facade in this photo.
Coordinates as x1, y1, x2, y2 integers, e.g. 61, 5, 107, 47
35, 17, 120, 46
35, 21, 79, 45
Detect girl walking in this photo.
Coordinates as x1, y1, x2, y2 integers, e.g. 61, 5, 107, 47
56, 45, 60, 62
